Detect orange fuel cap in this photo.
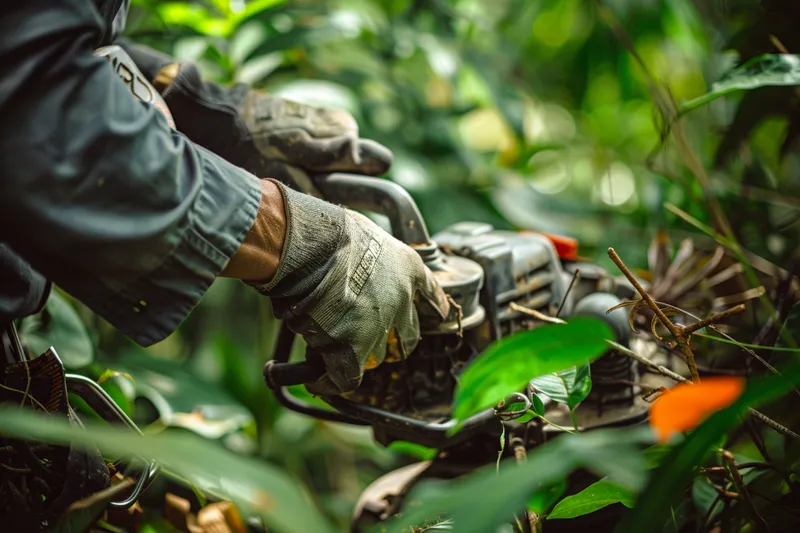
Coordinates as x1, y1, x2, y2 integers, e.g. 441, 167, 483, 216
542, 232, 579, 261
521, 230, 579, 261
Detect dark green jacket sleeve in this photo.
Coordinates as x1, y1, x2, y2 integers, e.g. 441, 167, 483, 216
117, 39, 273, 179
0, 1, 262, 345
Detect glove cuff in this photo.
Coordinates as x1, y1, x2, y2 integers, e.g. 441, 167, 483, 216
252, 181, 346, 298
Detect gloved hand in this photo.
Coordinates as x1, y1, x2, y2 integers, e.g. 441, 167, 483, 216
252, 181, 451, 395
117, 41, 392, 189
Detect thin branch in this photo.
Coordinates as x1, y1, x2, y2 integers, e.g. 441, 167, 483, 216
610, 341, 800, 439
608, 248, 702, 381
509, 302, 566, 325
608, 340, 688, 384
682, 304, 746, 335
723, 451, 771, 533
556, 269, 580, 318
656, 301, 800, 402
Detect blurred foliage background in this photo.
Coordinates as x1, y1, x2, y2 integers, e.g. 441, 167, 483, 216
38, 0, 800, 530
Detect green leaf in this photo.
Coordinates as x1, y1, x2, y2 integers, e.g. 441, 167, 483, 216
236, 0, 286, 24
0, 407, 335, 533
388, 441, 438, 461
661, 501, 688, 533
452, 317, 614, 423
530, 364, 592, 409
378, 427, 651, 533
229, 22, 267, 64
531, 393, 545, 415
681, 54, 800, 113
237, 53, 283, 85
112, 351, 255, 441
643, 444, 672, 469
691, 476, 722, 524
157, 2, 233, 37
18, 289, 93, 368
527, 479, 567, 515
547, 478, 634, 520
614, 362, 800, 533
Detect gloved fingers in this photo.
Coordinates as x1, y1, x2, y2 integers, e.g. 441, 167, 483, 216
304, 373, 345, 396
415, 265, 452, 331
301, 348, 342, 396
392, 306, 423, 359
307, 334, 383, 395
258, 160, 319, 194
261, 129, 393, 176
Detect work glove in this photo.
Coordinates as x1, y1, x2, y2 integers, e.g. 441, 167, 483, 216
118, 41, 392, 189
253, 181, 451, 395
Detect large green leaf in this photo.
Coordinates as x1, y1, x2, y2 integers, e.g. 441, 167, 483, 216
615, 362, 800, 533
681, 54, 800, 113
157, 2, 233, 37
378, 427, 651, 533
547, 478, 634, 520
111, 350, 255, 441
527, 479, 567, 515
452, 317, 614, 423
0, 407, 334, 533
691, 476, 722, 525
530, 364, 592, 409
18, 290, 93, 368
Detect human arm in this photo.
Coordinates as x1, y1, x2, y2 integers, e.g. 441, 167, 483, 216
0, 0, 449, 393
0, 0, 267, 345
116, 39, 392, 188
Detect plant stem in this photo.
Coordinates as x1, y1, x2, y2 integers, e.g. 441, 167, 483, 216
569, 408, 580, 432
722, 451, 771, 533
610, 340, 800, 440
537, 414, 577, 435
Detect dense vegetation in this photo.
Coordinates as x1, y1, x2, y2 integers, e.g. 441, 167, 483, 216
3, 0, 800, 532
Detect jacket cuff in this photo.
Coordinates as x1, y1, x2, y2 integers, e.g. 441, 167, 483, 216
95, 151, 262, 346
251, 180, 345, 299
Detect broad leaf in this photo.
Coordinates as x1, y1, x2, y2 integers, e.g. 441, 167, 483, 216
691, 476, 723, 525
662, 501, 688, 533
388, 441, 438, 461
615, 362, 800, 533
112, 350, 255, 441
547, 478, 634, 520
452, 317, 613, 423
19, 289, 93, 368
0, 408, 334, 533
379, 427, 652, 533
527, 479, 567, 515
681, 54, 800, 113
236, 0, 286, 24
530, 364, 592, 409
157, 2, 233, 37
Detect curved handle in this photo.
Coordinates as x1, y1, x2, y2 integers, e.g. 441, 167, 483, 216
263, 359, 326, 389
313, 173, 432, 246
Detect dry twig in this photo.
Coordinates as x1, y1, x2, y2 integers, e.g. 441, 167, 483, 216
723, 450, 771, 533
608, 341, 800, 440
608, 247, 745, 382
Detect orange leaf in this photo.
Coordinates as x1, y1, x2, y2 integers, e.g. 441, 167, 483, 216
649, 377, 745, 443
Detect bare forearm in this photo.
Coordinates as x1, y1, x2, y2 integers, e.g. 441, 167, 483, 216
220, 180, 287, 282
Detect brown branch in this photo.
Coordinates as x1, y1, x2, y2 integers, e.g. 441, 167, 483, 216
723, 451, 771, 533
682, 304, 746, 335
556, 269, 580, 318
509, 302, 566, 325
608, 247, 702, 381
608, 340, 800, 440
